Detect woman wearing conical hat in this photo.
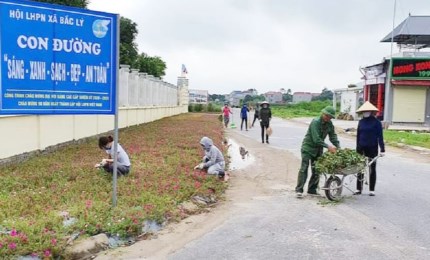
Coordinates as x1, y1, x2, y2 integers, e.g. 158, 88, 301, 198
354, 101, 385, 196
259, 101, 272, 144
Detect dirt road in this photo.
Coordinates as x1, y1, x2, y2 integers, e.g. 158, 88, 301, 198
96, 128, 298, 259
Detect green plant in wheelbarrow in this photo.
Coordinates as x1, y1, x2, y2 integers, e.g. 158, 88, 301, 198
316, 149, 365, 201
315, 148, 365, 174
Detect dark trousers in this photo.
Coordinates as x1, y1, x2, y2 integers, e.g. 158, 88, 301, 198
260, 122, 269, 142
241, 118, 248, 130
356, 147, 378, 191
295, 151, 321, 194
103, 163, 130, 176
252, 115, 259, 127
223, 116, 230, 127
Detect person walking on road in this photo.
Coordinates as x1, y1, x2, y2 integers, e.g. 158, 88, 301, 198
251, 103, 260, 128
240, 104, 250, 131
259, 101, 272, 144
295, 106, 340, 198
354, 101, 385, 196
222, 103, 233, 128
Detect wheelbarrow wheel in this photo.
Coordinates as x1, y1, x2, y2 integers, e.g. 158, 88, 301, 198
324, 175, 343, 201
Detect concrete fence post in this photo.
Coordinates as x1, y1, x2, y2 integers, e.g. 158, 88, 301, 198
138, 73, 147, 106
119, 65, 130, 106
128, 69, 139, 107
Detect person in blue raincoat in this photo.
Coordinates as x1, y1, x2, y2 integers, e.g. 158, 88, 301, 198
240, 104, 250, 131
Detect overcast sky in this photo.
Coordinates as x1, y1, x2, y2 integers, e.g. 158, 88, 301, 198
88, 0, 430, 95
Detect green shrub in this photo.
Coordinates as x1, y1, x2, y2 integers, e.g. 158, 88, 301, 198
271, 100, 338, 119
194, 104, 203, 112
188, 103, 222, 113
207, 103, 214, 112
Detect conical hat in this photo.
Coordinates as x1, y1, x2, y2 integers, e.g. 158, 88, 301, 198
357, 101, 378, 112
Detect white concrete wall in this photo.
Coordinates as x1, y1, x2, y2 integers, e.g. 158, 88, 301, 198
0, 106, 187, 160
292, 93, 313, 103
1, 65, 189, 160
334, 86, 362, 118
340, 91, 358, 115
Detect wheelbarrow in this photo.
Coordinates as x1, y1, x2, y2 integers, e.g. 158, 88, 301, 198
320, 155, 381, 201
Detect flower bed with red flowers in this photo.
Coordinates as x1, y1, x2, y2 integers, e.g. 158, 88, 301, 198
0, 113, 226, 258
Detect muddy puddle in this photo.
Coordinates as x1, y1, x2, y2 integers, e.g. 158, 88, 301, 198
226, 139, 255, 171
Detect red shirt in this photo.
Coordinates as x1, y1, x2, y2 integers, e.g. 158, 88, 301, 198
223, 107, 231, 116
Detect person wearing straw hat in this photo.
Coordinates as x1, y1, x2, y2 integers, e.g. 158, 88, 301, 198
259, 101, 272, 144
354, 101, 385, 196
295, 106, 340, 198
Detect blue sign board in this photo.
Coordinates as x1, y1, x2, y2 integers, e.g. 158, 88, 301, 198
0, 0, 118, 114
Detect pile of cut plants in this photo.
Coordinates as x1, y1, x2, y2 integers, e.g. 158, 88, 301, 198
315, 148, 365, 174
0, 113, 227, 258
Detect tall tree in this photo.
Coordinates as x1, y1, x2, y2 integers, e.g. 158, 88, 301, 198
209, 94, 226, 102
312, 87, 333, 101
32, 0, 166, 77
243, 95, 253, 104
120, 18, 167, 78
134, 53, 167, 78
282, 88, 293, 102
255, 95, 266, 102
34, 1, 139, 66
120, 17, 139, 66
32, 0, 88, 8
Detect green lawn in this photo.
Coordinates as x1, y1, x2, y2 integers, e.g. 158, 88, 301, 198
384, 130, 430, 149
271, 101, 334, 119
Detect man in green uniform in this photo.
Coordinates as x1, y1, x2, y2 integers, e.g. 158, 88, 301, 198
295, 106, 340, 198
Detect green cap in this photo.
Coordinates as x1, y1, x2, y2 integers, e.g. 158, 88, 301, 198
321, 106, 336, 118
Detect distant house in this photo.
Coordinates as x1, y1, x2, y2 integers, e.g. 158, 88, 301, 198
333, 83, 364, 118
224, 94, 230, 103
227, 89, 259, 107
292, 92, 313, 103
264, 91, 283, 104
242, 88, 259, 97
228, 91, 245, 107
189, 89, 209, 104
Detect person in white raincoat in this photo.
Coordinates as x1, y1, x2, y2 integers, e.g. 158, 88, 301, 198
194, 136, 225, 177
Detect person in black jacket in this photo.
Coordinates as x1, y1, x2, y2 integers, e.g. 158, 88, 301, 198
259, 101, 272, 144
354, 101, 385, 196
251, 103, 260, 128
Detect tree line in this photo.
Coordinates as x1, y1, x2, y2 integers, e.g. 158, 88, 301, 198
209, 88, 333, 103
33, 0, 167, 78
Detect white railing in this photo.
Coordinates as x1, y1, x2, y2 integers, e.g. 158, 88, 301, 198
0, 65, 189, 161
119, 65, 179, 107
